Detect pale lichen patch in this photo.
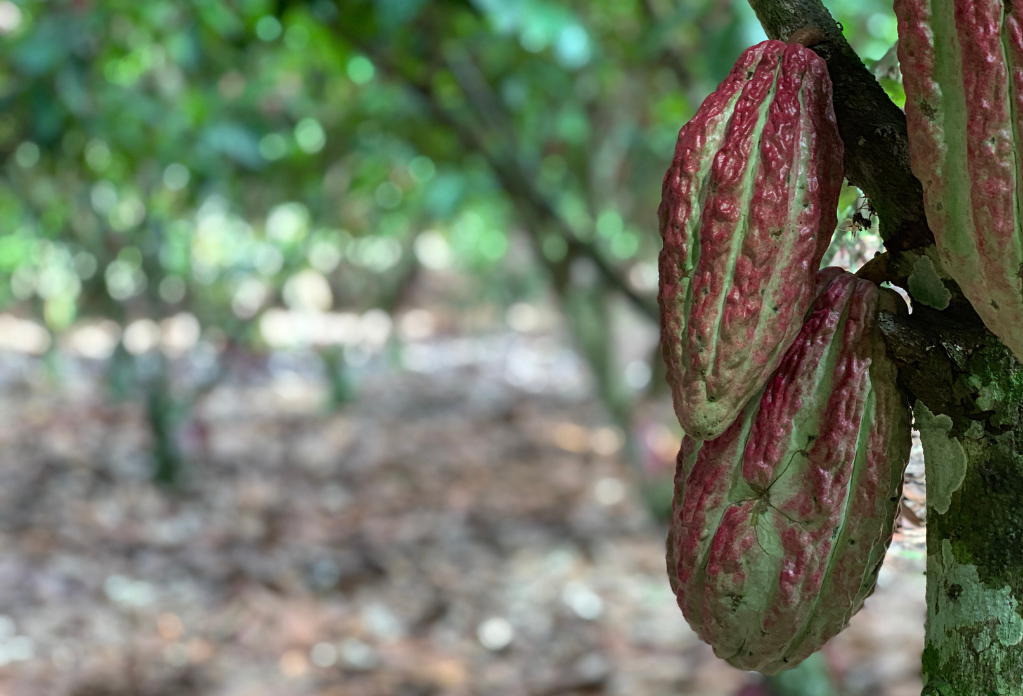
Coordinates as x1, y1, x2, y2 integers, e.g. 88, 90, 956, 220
926, 539, 1023, 692
908, 253, 952, 310
914, 401, 967, 515
963, 420, 986, 440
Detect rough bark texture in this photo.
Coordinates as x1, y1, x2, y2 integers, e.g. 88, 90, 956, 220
744, 1, 1023, 690
895, 0, 1023, 365
667, 270, 911, 675
881, 312, 1023, 695
659, 40, 843, 441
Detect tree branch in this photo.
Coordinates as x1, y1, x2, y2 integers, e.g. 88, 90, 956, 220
435, 48, 659, 320
442, 46, 520, 142
747, 0, 933, 252
877, 308, 971, 431
338, 31, 659, 322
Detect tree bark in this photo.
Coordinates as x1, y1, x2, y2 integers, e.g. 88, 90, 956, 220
882, 311, 1023, 694
750, 0, 1023, 693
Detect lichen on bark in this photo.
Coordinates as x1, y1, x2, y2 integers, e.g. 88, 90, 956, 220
924, 540, 1023, 696
914, 401, 966, 515
907, 253, 952, 311
922, 339, 1023, 694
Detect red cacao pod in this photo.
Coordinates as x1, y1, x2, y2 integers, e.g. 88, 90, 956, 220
666, 269, 911, 674
895, 0, 1023, 361
659, 40, 844, 441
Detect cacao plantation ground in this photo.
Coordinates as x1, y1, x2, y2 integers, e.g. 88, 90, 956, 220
0, 315, 926, 696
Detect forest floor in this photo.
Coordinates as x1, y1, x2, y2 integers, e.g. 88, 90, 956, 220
0, 320, 927, 696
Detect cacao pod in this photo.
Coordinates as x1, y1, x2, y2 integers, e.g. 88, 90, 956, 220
658, 39, 844, 441
666, 269, 911, 674
895, 0, 1023, 361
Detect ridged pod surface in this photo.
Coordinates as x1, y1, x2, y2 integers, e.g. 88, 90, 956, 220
665, 269, 911, 674
658, 40, 844, 441
895, 0, 1023, 361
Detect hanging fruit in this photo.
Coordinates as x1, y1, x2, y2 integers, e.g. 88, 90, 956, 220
659, 39, 844, 441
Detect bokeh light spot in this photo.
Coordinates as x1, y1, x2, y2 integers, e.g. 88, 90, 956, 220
259, 133, 288, 161
256, 16, 282, 41
15, 142, 39, 168
163, 163, 190, 190
347, 56, 375, 84
294, 118, 326, 154
556, 25, 591, 69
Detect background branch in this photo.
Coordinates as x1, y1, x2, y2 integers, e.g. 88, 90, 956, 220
340, 31, 660, 322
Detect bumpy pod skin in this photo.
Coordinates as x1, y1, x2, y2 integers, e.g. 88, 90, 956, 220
658, 40, 844, 441
666, 270, 911, 674
895, 0, 1023, 361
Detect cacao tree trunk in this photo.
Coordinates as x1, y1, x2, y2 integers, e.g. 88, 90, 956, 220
913, 338, 1023, 694
883, 317, 1023, 696
879, 311, 1023, 693
923, 419, 1023, 694
747, 0, 1023, 692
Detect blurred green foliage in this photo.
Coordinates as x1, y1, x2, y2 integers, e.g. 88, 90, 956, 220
0, 0, 897, 482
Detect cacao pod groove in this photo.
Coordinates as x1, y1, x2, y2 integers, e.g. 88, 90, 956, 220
658, 39, 844, 441
895, 0, 1023, 361
666, 269, 911, 674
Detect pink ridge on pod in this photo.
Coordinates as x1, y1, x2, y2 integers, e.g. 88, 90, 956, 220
666, 269, 911, 674
658, 39, 844, 441
896, 0, 1023, 361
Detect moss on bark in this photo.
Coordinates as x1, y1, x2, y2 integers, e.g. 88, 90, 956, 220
923, 340, 1023, 694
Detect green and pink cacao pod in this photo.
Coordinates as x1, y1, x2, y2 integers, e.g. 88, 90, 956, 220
658, 40, 844, 441
895, 0, 1023, 361
666, 269, 911, 674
